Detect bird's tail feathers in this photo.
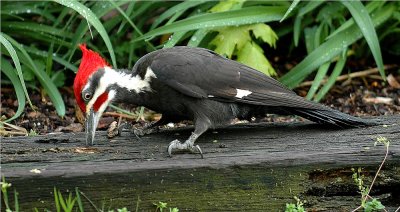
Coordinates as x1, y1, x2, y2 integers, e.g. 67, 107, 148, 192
289, 108, 378, 128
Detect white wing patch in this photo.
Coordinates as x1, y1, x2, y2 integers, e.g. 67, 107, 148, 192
235, 88, 252, 98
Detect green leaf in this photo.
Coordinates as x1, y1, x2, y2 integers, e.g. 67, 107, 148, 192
135, 6, 287, 41
210, 26, 250, 58
314, 52, 347, 102
249, 23, 278, 48
237, 42, 276, 76
0, 33, 33, 108
54, 0, 117, 68
341, 0, 385, 79
51, 71, 66, 87
280, 0, 300, 22
0, 57, 26, 122
280, 4, 395, 88
305, 62, 330, 100
209, 0, 243, 13
2, 34, 66, 117
152, 1, 204, 29
187, 29, 209, 47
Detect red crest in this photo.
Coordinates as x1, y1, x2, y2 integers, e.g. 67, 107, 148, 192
73, 44, 110, 112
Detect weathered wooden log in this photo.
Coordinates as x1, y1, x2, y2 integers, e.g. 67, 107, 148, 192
1, 115, 399, 211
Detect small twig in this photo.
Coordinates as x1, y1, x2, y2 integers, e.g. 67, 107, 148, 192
394, 206, 400, 212
299, 64, 398, 87
362, 143, 390, 207
103, 112, 137, 120
78, 191, 100, 212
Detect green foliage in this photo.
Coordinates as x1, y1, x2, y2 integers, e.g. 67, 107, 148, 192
1, 0, 399, 122
153, 201, 179, 212
210, 23, 278, 76
279, 1, 398, 101
1, 176, 19, 212
284, 196, 305, 212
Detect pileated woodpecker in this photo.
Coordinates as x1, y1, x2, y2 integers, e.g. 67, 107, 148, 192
74, 44, 375, 157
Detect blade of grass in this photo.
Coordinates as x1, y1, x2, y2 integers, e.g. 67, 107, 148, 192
24, 46, 77, 72
151, 1, 204, 29
293, 1, 324, 46
46, 43, 54, 76
75, 188, 84, 212
163, 31, 188, 48
187, 29, 209, 47
341, 0, 385, 79
326, 1, 385, 40
108, 1, 156, 51
54, 0, 117, 68
14, 189, 19, 212
135, 6, 287, 41
117, 1, 136, 33
54, 187, 61, 212
280, 0, 300, 22
2, 33, 66, 116
314, 51, 347, 102
280, 4, 394, 88
305, 62, 330, 100
0, 33, 32, 108
2, 22, 74, 38
0, 58, 26, 122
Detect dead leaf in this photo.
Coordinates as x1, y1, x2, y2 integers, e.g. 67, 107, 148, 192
387, 74, 400, 89
107, 121, 119, 138
363, 97, 393, 105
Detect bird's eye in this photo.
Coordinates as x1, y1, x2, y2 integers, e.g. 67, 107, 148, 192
83, 92, 92, 101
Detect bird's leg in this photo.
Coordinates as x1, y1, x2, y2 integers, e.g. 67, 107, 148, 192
168, 117, 210, 158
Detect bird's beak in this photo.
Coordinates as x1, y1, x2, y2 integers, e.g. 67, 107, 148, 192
85, 107, 101, 146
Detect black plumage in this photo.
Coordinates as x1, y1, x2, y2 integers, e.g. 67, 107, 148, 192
88, 46, 376, 156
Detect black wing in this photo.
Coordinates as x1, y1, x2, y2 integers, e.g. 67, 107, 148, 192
149, 46, 322, 109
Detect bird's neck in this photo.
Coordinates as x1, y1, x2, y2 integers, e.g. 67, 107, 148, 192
107, 68, 155, 106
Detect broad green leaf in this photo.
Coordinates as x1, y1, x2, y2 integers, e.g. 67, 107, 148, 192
0, 57, 26, 122
210, 26, 250, 58
249, 23, 278, 48
135, 6, 287, 41
237, 42, 276, 76
341, 0, 385, 79
0, 33, 32, 107
280, 4, 395, 88
306, 62, 330, 100
54, 0, 117, 68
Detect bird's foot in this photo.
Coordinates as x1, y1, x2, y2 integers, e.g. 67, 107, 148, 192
167, 139, 203, 158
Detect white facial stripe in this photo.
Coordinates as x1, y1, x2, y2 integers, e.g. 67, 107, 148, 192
235, 89, 252, 98
86, 67, 156, 112
97, 90, 116, 115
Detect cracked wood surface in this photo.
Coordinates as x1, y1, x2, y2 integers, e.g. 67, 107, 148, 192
2, 116, 399, 178
1, 115, 399, 211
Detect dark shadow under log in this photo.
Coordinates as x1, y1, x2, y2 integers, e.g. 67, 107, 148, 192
1, 115, 399, 211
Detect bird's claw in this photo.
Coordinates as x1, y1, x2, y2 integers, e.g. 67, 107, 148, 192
167, 139, 203, 158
